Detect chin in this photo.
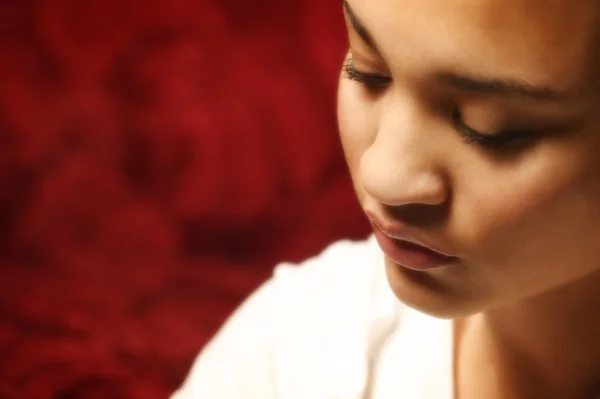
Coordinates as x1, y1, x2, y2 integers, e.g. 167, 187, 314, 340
384, 259, 482, 319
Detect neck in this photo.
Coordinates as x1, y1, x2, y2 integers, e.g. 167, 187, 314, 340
479, 271, 600, 398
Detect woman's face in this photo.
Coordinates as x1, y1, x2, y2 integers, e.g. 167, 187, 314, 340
338, 0, 600, 318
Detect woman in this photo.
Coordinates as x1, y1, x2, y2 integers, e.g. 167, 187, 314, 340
173, 0, 600, 397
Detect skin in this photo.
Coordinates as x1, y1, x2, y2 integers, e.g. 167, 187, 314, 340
337, 0, 600, 397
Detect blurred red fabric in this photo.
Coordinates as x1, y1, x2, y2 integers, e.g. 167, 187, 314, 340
0, 0, 370, 397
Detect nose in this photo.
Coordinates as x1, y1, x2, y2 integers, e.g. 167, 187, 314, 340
359, 104, 449, 207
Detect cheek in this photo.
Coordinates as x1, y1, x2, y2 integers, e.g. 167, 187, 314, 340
457, 143, 600, 288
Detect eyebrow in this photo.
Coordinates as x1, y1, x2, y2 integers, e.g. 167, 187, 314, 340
343, 0, 378, 51
342, 0, 572, 102
435, 73, 571, 101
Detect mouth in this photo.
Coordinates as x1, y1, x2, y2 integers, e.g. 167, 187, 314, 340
366, 212, 458, 271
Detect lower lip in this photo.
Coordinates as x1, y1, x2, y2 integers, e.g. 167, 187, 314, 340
372, 225, 457, 271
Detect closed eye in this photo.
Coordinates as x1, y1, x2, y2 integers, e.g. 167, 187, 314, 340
343, 58, 391, 90
452, 109, 536, 150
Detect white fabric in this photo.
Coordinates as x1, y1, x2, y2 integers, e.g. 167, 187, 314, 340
171, 237, 454, 399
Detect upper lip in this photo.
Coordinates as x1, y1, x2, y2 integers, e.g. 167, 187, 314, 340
365, 211, 457, 258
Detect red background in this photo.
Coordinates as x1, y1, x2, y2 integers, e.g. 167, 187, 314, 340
0, 0, 370, 397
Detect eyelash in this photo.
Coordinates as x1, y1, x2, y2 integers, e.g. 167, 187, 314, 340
343, 58, 535, 150
343, 58, 391, 89
451, 110, 535, 149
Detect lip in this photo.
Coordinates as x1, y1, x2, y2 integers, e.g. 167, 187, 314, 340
366, 212, 458, 271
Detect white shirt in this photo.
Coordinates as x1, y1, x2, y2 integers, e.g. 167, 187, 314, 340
171, 237, 455, 399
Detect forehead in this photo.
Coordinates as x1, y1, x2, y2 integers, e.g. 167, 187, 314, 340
349, 0, 598, 93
